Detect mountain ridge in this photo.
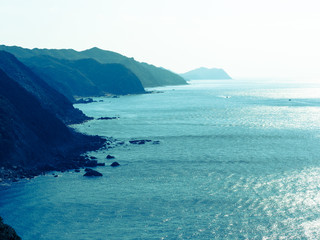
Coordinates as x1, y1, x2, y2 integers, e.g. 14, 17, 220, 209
0, 45, 187, 88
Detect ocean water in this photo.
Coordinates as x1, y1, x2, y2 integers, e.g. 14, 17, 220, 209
1, 79, 320, 239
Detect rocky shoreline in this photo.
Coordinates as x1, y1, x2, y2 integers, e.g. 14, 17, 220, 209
0, 134, 108, 185
0, 137, 161, 184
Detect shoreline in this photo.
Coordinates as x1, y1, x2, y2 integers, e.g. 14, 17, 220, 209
0, 132, 108, 186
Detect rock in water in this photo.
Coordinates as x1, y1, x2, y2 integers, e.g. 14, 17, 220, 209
106, 155, 115, 159
83, 169, 103, 177
129, 139, 151, 144
97, 117, 119, 120
110, 162, 120, 167
75, 98, 96, 104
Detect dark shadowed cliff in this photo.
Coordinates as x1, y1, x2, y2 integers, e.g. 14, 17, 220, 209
0, 45, 187, 88
180, 67, 232, 80
22, 55, 146, 100
0, 68, 105, 178
0, 51, 90, 124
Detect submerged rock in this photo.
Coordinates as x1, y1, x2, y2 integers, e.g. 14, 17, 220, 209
110, 162, 120, 167
106, 155, 115, 159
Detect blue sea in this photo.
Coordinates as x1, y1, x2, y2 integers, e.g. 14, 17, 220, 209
1, 79, 320, 239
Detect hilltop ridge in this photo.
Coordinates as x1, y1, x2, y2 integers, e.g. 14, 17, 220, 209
0, 45, 187, 90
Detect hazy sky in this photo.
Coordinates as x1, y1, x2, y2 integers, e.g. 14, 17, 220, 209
1, 0, 320, 80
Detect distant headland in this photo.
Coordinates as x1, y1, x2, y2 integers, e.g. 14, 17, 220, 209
180, 67, 232, 80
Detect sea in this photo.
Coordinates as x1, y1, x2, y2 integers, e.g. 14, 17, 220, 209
1, 79, 320, 239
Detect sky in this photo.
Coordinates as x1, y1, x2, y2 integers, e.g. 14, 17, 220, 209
1, 0, 320, 80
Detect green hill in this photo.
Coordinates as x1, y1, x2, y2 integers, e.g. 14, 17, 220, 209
0, 45, 187, 88
24, 55, 146, 101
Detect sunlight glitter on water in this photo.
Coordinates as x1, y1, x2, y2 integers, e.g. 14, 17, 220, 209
1, 80, 320, 239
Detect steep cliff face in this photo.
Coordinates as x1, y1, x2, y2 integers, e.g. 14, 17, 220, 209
0, 68, 70, 167
23, 55, 146, 99
0, 68, 104, 173
0, 45, 187, 88
0, 51, 90, 124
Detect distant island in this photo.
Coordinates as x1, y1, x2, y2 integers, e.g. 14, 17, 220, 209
180, 67, 232, 80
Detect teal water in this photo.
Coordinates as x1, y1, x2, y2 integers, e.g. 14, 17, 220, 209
1, 80, 320, 239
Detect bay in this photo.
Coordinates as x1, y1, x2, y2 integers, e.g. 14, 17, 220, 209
1, 79, 320, 239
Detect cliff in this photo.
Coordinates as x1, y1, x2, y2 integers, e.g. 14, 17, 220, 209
0, 51, 90, 124
0, 68, 105, 180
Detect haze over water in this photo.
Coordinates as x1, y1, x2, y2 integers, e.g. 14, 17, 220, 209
1, 79, 320, 239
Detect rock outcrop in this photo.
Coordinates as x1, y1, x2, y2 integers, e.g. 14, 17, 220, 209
83, 169, 103, 177
110, 162, 120, 167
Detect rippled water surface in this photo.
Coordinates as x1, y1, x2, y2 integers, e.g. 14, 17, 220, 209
1, 80, 320, 239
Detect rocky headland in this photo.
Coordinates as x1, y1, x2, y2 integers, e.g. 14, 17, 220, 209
0, 60, 106, 183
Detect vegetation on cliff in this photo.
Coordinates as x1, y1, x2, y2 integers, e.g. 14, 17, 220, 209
0, 45, 187, 89
23, 55, 146, 101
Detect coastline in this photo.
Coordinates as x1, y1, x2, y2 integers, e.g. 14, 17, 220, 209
0, 131, 107, 186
